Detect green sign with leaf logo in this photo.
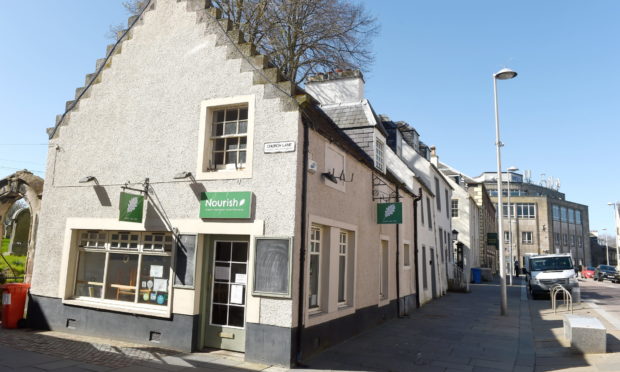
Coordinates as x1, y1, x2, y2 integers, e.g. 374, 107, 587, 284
200, 192, 253, 219
119, 192, 144, 223
377, 202, 402, 224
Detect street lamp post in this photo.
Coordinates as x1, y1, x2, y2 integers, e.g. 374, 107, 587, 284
507, 166, 519, 285
493, 67, 518, 316
609, 202, 619, 268
602, 228, 609, 265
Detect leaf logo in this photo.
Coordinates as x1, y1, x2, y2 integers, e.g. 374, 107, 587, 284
239, 199, 246, 207
385, 204, 396, 218
127, 197, 139, 213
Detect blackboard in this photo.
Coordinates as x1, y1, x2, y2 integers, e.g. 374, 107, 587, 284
253, 237, 292, 297
174, 234, 197, 288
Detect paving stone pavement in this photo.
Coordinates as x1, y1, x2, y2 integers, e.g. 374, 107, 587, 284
2, 278, 620, 371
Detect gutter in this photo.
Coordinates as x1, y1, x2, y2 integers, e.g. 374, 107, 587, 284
295, 113, 310, 365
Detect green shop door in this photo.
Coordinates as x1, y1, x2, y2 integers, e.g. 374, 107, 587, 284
202, 238, 249, 352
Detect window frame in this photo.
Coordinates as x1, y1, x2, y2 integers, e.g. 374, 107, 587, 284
522, 231, 533, 244
337, 231, 349, 305
403, 242, 411, 267
196, 96, 255, 180
435, 178, 441, 211
308, 225, 323, 311
375, 138, 386, 172
68, 229, 174, 317
451, 199, 459, 217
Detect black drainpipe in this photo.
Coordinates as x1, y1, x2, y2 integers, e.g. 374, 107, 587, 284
413, 187, 422, 308
395, 186, 402, 318
295, 116, 310, 365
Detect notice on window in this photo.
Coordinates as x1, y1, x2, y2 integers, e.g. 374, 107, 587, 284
215, 265, 230, 281
150, 265, 164, 278
235, 273, 247, 284
153, 278, 168, 292
230, 284, 244, 304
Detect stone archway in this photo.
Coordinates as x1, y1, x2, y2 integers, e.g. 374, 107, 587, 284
0, 170, 44, 283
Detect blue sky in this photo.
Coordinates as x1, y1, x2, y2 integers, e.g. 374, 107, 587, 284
1, 1, 618, 235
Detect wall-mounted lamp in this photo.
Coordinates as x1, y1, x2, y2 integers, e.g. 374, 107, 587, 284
451, 229, 459, 242
174, 171, 193, 180
79, 176, 97, 183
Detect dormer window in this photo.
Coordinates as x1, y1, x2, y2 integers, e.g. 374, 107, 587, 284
375, 139, 385, 172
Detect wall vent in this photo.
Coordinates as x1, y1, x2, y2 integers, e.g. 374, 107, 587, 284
66, 319, 77, 329
149, 331, 162, 343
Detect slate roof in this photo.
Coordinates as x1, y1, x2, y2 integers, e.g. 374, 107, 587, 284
320, 100, 388, 136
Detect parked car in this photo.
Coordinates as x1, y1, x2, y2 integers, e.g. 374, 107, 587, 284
594, 265, 618, 282
582, 266, 595, 279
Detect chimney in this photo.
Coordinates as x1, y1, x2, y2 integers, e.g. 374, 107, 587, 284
305, 69, 365, 105
430, 145, 438, 166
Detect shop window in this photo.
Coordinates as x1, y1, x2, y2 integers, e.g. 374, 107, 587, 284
197, 96, 254, 179
74, 230, 172, 307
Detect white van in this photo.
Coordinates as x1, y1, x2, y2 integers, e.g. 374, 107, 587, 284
524, 254, 579, 298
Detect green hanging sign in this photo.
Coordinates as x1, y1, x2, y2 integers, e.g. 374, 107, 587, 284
377, 202, 402, 224
487, 232, 498, 247
119, 192, 144, 223
200, 191, 253, 219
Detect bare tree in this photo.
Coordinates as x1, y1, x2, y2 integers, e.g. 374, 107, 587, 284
119, 0, 378, 85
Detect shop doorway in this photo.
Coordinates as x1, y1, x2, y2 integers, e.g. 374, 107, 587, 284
201, 236, 249, 352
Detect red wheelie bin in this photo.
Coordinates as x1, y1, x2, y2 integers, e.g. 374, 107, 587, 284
1, 283, 30, 329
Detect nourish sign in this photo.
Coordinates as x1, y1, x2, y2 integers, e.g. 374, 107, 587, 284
200, 192, 253, 219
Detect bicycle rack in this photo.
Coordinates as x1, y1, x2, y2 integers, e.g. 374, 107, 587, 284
550, 284, 573, 314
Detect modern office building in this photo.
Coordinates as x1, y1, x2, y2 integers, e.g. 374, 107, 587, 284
475, 172, 591, 267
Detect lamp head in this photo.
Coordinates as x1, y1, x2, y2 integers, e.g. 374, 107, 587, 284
79, 176, 96, 183
494, 68, 518, 80
174, 171, 193, 180
507, 166, 519, 172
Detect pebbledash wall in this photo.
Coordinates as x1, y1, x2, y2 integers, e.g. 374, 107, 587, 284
30, 0, 301, 365
28, 0, 443, 367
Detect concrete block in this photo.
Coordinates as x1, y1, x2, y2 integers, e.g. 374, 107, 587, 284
563, 315, 606, 354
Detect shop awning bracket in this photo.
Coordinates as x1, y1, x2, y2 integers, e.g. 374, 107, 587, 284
372, 173, 401, 202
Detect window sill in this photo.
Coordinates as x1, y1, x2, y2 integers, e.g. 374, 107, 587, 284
308, 308, 325, 318
195, 168, 252, 180
63, 297, 171, 318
